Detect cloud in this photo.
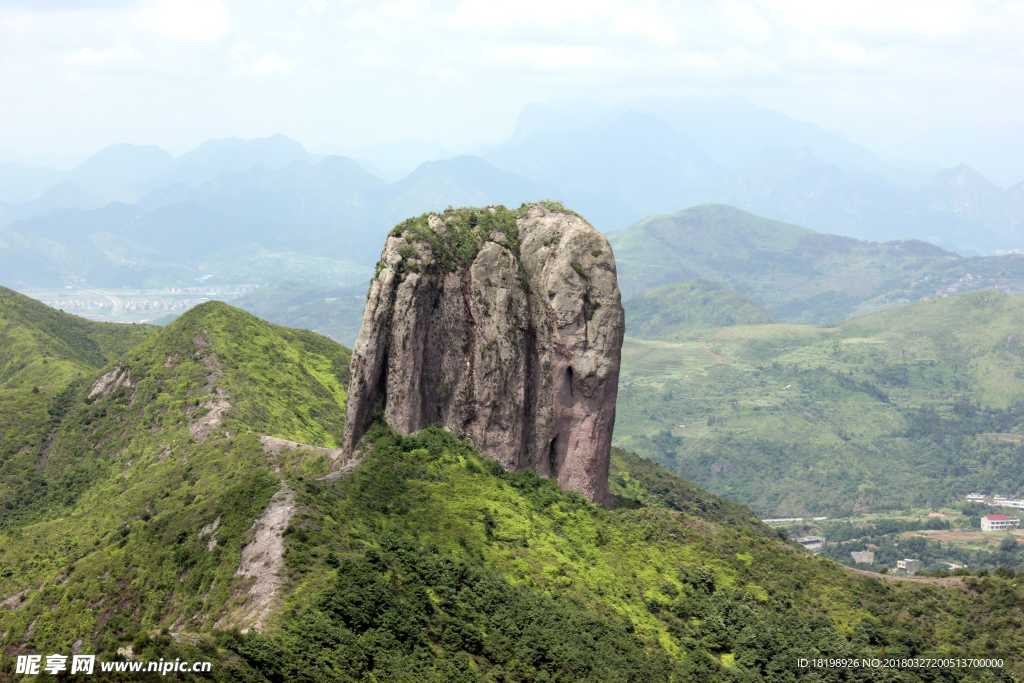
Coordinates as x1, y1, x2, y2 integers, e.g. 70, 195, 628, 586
68, 43, 143, 71
145, 0, 230, 43
248, 53, 296, 79
0, 0, 1020, 179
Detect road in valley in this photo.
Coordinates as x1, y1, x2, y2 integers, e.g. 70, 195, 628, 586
71, 284, 125, 322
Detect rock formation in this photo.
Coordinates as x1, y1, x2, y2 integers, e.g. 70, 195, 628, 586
342, 202, 625, 505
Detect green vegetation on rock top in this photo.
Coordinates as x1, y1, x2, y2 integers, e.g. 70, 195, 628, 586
385, 201, 584, 282
625, 279, 776, 339
520, 199, 581, 218
389, 205, 521, 275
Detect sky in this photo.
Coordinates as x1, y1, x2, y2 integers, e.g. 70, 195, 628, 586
1, 0, 1023, 184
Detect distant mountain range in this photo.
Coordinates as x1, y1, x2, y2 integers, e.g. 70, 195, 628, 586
609, 204, 1024, 324
1, 96, 1022, 291
480, 99, 1024, 252
0, 149, 556, 287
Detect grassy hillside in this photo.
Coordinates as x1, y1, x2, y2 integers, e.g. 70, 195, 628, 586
624, 280, 776, 339
0, 302, 353, 675
215, 425, 1024, 681
0, 285, 154, 391
615, 288, 1024, 517
607, 204, 1024, 324
0, 301, 350, 527
0, 286, 156, 503
0, 299, 1022, 681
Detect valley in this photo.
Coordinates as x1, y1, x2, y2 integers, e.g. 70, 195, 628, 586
772, 506, 1024, 575
615, 289, 1024, 519
20, 283, 259, 325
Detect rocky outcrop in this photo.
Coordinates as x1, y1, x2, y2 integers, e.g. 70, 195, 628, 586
88, 366, 133, 400
342, 202, 624, 505
221, 482, 295, 632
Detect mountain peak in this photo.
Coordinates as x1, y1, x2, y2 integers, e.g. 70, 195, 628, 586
507, 98, 622, 144
68, 143, 174, 189
928, 162, 1001, 191
344, 203, 624, 504
177, 134, 307, 166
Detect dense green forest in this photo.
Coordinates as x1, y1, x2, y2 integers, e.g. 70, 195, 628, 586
214, 424, 1024, 682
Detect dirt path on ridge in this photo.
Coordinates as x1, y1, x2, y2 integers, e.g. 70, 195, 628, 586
843, 566, 966, 589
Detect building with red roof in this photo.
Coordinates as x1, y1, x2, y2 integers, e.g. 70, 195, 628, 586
981, 514, 1020, 532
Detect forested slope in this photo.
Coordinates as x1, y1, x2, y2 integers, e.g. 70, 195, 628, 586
616, 289, 1024, 516
0, 301, 1021, 681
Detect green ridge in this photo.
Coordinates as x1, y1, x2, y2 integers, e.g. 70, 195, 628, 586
624, 280, 776, 339
607, 204, 963, 323
0, 301, 350, 528
227, 278, 369, 348
0, 286, 157, 511
0, 285, 155, 391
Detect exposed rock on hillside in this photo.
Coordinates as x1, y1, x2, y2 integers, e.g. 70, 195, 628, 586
88, 366, 134, 400
222, 482, 295, 632
343, 202, 624, 505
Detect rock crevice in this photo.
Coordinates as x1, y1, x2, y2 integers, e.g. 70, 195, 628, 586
342, 203, 624, 505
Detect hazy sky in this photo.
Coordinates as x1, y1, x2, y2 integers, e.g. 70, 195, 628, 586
2, 0, 1023, 183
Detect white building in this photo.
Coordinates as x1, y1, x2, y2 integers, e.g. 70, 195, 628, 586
965, 493, 986, 503
981, 515, 1020, 532
796, 536, 825, 553
897, 559, 921, 574
851, 551, 875, 565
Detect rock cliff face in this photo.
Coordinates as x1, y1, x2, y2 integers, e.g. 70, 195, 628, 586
342, 202, 624, 505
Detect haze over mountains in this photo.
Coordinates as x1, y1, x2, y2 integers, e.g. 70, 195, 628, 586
2, 95, 1023, 293
480, 98, 1024, 252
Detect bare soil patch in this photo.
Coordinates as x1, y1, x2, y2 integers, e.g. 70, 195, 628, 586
228, 482, 295, 632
